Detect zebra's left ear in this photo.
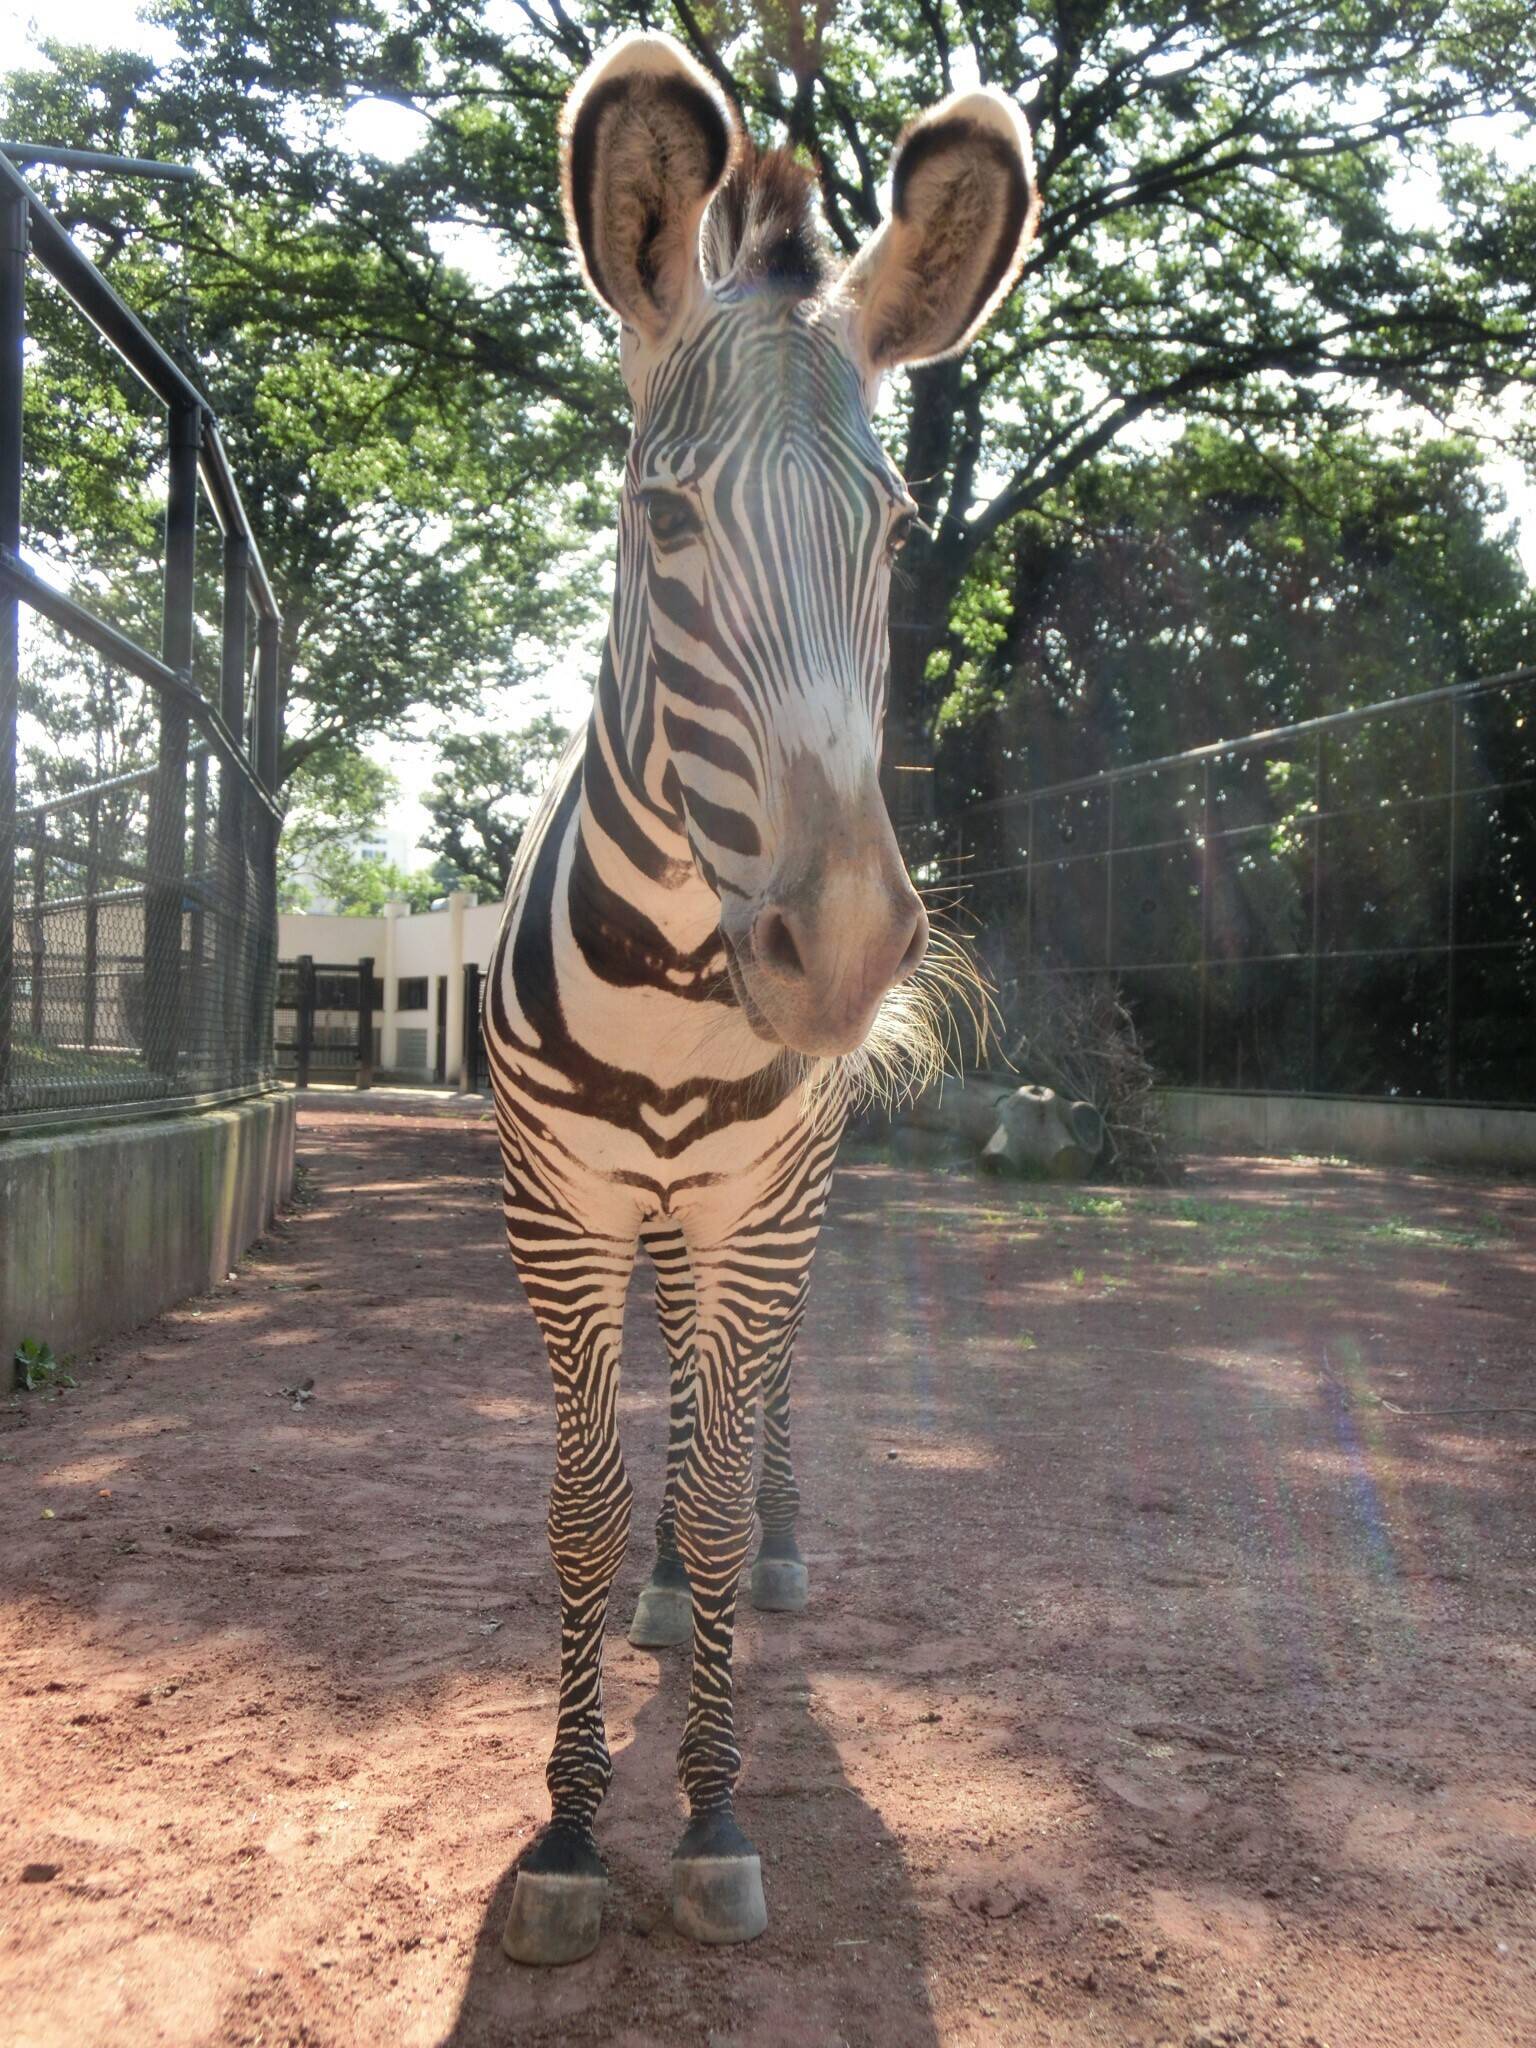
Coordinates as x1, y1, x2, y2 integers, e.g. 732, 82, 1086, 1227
840, 89, 1039, 374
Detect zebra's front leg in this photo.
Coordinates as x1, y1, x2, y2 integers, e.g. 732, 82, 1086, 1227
750, 1325, 808, 1613
628, 1222, 696, 1648
669, 1273, 793, 1945
503, 1245, 635, 1968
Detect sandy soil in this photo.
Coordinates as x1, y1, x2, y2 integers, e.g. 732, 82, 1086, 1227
3, 1096, 1535, 2048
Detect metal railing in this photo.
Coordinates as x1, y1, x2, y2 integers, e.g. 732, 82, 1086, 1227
951, 668, 1536, 1105
1, 150, 282, 1131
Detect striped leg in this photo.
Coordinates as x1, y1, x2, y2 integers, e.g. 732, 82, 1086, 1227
502, 1222, 637, 1967
629, 1221, 697, 1647
750, 1317, 809, 1613
668, 1235, 815, 1944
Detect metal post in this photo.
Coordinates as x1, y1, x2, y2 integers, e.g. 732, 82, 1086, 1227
217, 532, 249, 1083
255, 611, 280, 795
0, 186, 24, 1103
1445, 695, 1460, 1098
28, 830, 43, 1039
1023, 795, 1036, 972
1196, 761, 1211, 1087
462, 961, 481, 1093
250, 609, 280, 1080
83, 788, 99, 1048
356, 954, 375, 1089
143, 398, 200, 1083
1104, 776, 1116, 971
295, 952, 314, 1091
1307, 731, 1325, 1094
188, 748, 208, 1070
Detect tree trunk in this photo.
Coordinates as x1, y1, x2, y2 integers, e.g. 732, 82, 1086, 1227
882, 362, 966, 841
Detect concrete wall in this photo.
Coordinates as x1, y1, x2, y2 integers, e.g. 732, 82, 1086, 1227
1161, 1088, 1536, 1172
2, 1091, 296, 1365
278, 895, 507, 1084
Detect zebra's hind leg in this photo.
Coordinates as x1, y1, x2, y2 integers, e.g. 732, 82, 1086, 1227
503, 1236, 635, 1967
628, 1222, 695, 1648
750, 1324, 809, 1614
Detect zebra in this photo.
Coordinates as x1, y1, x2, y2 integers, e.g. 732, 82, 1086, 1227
486, 30, 1037, 1966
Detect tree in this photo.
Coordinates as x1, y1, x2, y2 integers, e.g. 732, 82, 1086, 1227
275, 752, 400, 910
935, 428, 1536, 812
1, 36, 607, 805
294, 849, 455, 917
283, 842, 465, 914
6, 0, 1535, 829
422, 713, 573, 899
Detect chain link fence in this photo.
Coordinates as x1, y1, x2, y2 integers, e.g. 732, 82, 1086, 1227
2, 149, 282, 1134
12, 746, 276, 1123
952, 669, 1536, 1105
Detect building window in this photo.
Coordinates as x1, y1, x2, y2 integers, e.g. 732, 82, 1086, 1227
398, 977, 428, 1011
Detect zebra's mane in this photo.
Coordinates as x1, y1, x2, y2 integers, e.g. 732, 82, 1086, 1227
702, 144, 831, 300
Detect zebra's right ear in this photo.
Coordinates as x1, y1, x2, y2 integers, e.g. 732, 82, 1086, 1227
561, 34, 738, 346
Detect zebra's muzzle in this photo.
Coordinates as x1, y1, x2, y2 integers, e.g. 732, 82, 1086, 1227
723, 877, 928, 1058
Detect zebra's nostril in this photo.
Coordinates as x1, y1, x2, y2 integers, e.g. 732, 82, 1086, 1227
753, 907, 806, 980
896, 900, 929, 981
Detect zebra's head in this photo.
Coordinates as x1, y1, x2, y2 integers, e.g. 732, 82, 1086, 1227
562, 34, 1038, 1059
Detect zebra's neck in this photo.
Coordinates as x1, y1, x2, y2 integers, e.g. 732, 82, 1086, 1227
555, 633, 773, 1087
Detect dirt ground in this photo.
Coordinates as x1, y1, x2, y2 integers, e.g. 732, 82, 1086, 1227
3, 1097, 1535, 2048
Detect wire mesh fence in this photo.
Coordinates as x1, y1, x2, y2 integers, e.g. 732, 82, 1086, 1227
12, 745, 276, 1122
952, 669, 1536, 1105
1, 148, 282, 1133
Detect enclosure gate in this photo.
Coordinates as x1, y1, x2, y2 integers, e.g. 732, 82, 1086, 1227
0, 148, 282, 1132
274, 956, 379, 1088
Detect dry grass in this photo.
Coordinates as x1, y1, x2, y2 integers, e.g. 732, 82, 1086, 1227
1000, 970, 1179, 1183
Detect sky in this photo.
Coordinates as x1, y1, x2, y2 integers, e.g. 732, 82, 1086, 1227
6, 0, 1535, 869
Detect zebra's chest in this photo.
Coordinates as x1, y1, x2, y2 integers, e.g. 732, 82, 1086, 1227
488, 823, 806, 1191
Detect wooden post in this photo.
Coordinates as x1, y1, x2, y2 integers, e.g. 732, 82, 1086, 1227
294, 952, 314, 1092
356, 954, 374, 1090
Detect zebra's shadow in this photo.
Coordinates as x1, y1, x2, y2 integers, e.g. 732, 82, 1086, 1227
438, 1615, 943, 2047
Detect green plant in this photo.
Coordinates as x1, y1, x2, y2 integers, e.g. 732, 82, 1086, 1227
1366, 1216, 1499, 1250
13, 1338, 75, 1393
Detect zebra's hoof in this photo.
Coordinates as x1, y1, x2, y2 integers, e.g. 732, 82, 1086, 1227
671, 1814, 768, 1946
502, 1869, 607, 1967
749, 1555, 808, 1613
503, 1827, 607, 1966
628, 1581, 693, 1647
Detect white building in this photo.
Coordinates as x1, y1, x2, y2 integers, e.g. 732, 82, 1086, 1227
277, 891, 506, 1088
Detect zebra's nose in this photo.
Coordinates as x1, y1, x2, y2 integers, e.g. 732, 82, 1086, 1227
750, 887, 928, 1030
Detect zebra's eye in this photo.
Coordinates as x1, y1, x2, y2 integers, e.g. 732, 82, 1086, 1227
888, 510, 917, 558
642, 489, 702, 546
